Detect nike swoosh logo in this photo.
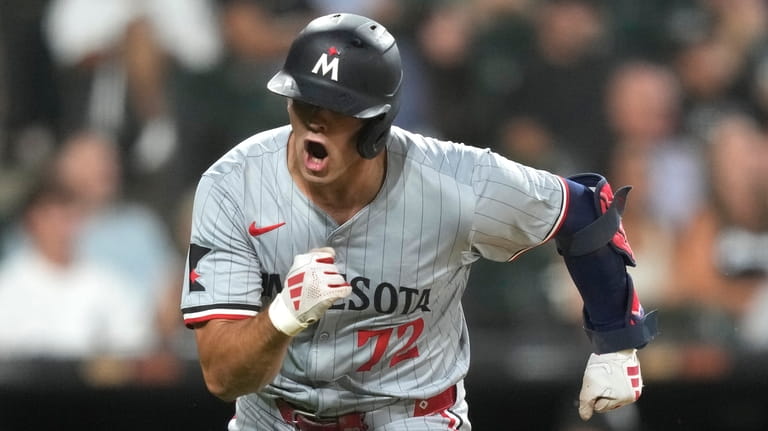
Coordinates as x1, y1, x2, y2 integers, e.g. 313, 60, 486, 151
249, 221, 286, 236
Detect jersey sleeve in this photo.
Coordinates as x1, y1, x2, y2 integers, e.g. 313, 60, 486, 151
469, 150, 567, 262
180, 172, 263, 327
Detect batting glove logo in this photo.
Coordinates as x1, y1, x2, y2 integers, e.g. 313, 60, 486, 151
287, 272, 305, 310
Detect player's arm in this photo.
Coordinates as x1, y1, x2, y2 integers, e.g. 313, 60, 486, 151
192, 248, 351, 401
194, 313, 291, 401
183, 175, 352, 400
554, 174, 658, 420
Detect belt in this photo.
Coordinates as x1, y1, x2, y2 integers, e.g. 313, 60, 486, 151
276, 400, 366, 431
276, 385, 457, 431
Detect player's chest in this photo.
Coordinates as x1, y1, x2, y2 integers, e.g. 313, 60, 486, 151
251, 207, 462, 317
252, 213, 446, 285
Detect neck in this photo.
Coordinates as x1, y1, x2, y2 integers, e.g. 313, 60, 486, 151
290, 145, 386, 226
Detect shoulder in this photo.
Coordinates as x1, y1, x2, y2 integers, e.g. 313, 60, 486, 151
390, 126, 487, 156
388, 126, 494, 176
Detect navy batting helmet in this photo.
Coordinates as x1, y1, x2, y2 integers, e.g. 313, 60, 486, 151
267, 13, 403, 159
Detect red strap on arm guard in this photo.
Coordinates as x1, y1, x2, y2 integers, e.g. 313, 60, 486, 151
556, 173, 635, 266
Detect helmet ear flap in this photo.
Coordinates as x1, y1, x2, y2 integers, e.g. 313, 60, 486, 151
357, 116, 389, 159
356, 89, 400, 159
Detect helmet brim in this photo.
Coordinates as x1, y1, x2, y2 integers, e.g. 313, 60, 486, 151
267, 70, 391, 119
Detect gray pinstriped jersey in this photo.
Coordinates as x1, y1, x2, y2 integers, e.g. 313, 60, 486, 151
181, 124, 566, 417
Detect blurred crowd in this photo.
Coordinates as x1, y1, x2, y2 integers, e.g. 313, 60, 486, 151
1, 0, 768, 395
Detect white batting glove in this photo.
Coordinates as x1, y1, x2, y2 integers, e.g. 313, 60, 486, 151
579, 348, 643, 421
268, 247, 351, 336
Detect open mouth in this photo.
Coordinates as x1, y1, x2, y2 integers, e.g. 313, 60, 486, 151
306, 140, 328, 159
303, 139, 329, 172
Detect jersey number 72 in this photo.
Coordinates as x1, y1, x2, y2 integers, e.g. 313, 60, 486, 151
356, 317, 424, 372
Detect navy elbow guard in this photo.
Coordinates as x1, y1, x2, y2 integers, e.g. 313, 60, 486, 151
557, 173, 635, 266
556, 174, 658, 353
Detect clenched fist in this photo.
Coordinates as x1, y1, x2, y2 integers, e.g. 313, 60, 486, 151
268, 247, 351, 336
579, 349, 643, 421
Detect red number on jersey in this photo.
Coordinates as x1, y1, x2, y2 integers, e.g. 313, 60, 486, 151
356, 328, 392, 372
389, 318, 424, 367
356, 317, 424, 372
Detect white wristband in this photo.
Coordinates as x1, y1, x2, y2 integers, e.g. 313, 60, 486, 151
268, 295, 306, 336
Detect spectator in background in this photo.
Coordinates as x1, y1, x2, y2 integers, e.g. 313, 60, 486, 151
502, 0, 615, 174
704, 0, 768, 126
604, 60, 704, 234
495, 115, 576, 173
52, 129, 182, 355
168, 0, 313, 198
410, 1, 484, 143
670, 26, 755, 145
0, 0, 61, 236
655, 0, 768, 143
706, 0, 768, 67
671, 112, 768, 338
42, 0, 223, 217
0, 173, 153, 359
466, 0, 536, 144
0, 0, 60, 171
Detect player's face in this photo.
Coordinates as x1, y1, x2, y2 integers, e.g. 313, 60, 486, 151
287, 99, 367, 184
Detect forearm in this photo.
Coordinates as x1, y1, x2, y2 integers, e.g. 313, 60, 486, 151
556, 175, 657, 352
194, 312, 291, 401
191, 248, 351, 401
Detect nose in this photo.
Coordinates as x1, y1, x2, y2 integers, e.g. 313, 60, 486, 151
305, 108, 329, 133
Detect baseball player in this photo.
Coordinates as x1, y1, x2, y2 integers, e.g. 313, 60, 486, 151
181, 13, 658, 431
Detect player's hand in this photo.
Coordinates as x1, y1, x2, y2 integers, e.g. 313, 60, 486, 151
268, 247, 351, 336
578, 348, 643, 421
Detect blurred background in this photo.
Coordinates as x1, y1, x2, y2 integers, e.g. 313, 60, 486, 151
1, 0, 768, 430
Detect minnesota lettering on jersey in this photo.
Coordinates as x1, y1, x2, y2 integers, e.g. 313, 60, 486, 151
261, 272, 431, 315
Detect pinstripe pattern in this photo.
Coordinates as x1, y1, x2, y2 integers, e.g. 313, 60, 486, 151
181, 125, 565, 429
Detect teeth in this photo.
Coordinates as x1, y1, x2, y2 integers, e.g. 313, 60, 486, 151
307, 153, 325, 167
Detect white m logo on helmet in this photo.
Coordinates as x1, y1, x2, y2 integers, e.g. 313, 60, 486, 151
312, 51, 340, 81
